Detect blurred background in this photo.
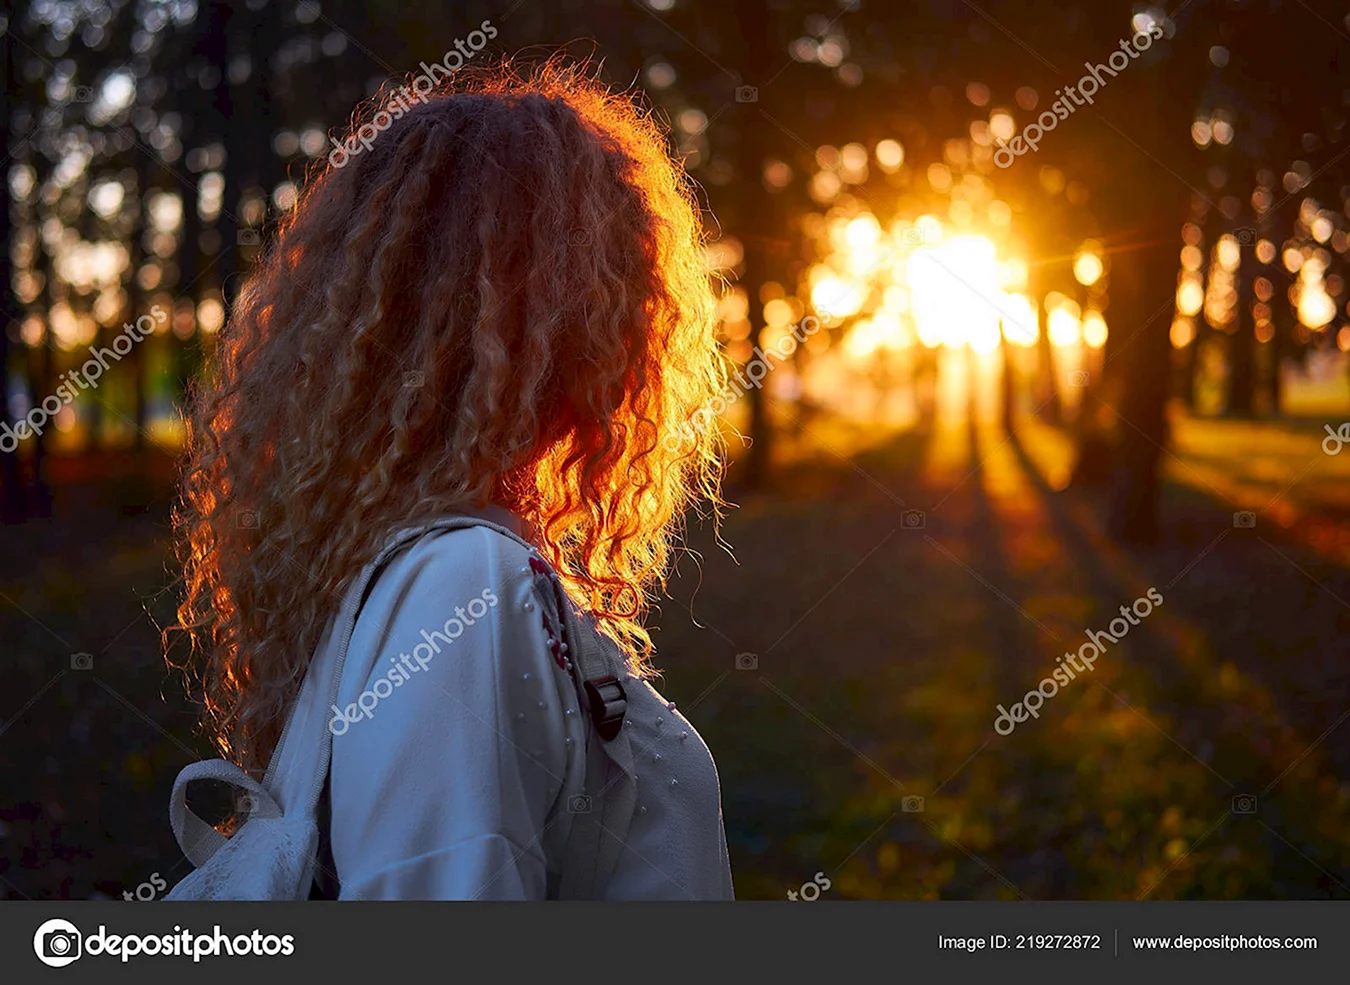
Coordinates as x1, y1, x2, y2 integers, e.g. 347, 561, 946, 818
2, 0, 1350, 901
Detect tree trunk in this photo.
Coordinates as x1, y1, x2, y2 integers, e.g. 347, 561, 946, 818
1181, 216, 1209, 411
0, 11, 25, 523
202, 1, 240, 314
1225, 225, 1257, 416
1107, 236, 1178, 541
1032, 286, 1061, 424
999, 323, 1015, 434
733, 0, 774, 486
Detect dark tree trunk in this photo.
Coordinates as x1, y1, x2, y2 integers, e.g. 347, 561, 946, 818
1268, 301, 1288, 414
29, 184, 55, 517
733, 0, 773, 487
1181, 215, 1210, 411
31, 267, 54, 518
1106, 234, 1179, 542
999, 325, 1015, 434
171, 41, 202, 404
202, 1, 240, 314
1031, 285, 1061, 424
1092, 11, 1204, 542
1226, 222, 1258, 416
0, 10, 24, 523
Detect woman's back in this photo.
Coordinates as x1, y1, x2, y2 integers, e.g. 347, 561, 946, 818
313, 516, 732, 899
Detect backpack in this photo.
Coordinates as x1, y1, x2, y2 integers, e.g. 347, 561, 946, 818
163, 515, 637, 900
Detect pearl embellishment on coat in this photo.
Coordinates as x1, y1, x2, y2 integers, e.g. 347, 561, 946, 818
523, 600, 534, 612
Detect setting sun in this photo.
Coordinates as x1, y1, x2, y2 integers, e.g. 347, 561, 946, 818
908, 235, 1002, 350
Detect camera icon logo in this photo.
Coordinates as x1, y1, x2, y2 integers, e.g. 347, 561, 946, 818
734, 651, 758, 671
1233, 226, 1257, 246
1231, 794, 1257, 815
403, 371, 425, 388
902, 795, 925, 813
237, 510, 260, 529
72, 85, 94, 103
33, 918, 82, 967
569, 228, 591, 246
70, 652, 94, 671
902, 509, 925, 529
1233, 511, 1257, 529
735, 85, 758, 103
568, 794, 592, 814
1068, 370, 1089, 387
237, 228, 261, 246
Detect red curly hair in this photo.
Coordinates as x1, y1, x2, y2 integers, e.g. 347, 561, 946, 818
168, 59, 726, 771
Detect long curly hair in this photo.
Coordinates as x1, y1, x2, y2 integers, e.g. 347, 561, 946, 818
167, 59, 726, 771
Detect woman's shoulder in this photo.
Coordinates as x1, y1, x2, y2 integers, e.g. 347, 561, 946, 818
380, 520, 538, 589
330, 519, 563, 721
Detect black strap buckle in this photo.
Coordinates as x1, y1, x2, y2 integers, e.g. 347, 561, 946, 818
583, 675, 627, 741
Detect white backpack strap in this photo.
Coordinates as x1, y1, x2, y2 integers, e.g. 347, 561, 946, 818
169, 759, 282, 867
529, 566, 637, 899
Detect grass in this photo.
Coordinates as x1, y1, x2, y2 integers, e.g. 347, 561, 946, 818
2, 402, 1349, 900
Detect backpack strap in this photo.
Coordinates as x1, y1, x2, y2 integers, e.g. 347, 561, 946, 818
528, 564, 638, 899
168, 759, 282, 868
